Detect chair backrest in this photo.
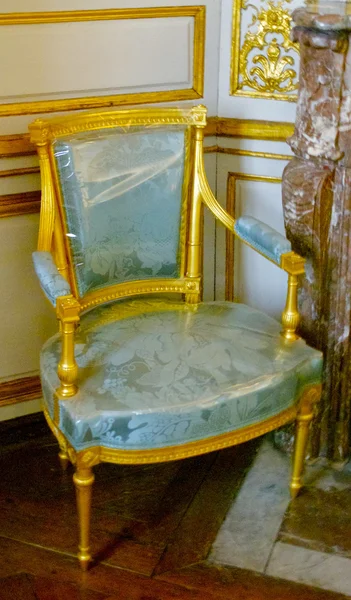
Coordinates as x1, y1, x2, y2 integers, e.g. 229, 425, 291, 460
30, 106, 207, 308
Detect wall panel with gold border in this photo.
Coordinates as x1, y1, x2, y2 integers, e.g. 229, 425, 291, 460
0, 0, 222, 416
0, 7, 205, 117
214, 136, 291, 319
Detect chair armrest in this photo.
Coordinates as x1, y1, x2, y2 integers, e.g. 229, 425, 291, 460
32, 251, 71, 306
234, 216, 292, 267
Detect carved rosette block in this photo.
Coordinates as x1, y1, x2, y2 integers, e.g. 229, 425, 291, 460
282, 8, 351, 463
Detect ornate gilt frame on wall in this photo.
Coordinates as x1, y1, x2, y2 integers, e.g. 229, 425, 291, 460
0, 6, 205, 117
225, 172, 282, 300
230, 0, 299, 101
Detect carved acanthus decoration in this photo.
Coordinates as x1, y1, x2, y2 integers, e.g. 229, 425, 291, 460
231, 0, 300, 101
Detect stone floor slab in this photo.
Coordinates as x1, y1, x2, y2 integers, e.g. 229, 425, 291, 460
266, 542, 351, 597
210, 438, 291, 572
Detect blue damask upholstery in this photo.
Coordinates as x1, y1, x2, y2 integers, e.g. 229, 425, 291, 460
40, 298, 322, 452
33, 251, 71, 306
53, 127, 186, 298
234, 216, 292, 266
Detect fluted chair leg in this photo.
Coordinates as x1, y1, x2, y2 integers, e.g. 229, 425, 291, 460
290, 385, 321, 499
73, 467, 95, 571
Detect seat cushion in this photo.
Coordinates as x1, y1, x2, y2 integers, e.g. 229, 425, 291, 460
40, 299, 323, 452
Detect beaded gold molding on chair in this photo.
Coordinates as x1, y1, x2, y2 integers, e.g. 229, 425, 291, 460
231, 0, 300, 101
43, 404, 298, 467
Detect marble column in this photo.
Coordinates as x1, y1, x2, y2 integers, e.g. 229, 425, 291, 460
282, 6, 351, 463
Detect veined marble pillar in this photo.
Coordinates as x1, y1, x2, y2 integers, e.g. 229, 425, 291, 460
283, 4, 351, 463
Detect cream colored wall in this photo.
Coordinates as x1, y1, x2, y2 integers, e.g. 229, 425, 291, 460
214, 0, 297, 318
0, 0, 221, 420
0, 0, 298, 421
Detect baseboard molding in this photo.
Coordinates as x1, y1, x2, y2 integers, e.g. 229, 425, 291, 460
0, 375, 42, 408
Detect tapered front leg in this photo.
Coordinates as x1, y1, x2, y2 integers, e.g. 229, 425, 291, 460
290, 385, 321, 499
73, 467, 95, 571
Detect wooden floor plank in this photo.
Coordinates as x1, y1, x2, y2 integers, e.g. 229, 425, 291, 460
0, 537, 214, 600
154, 439, 260, 575
0, 420, 235, 575
158, 562, 351, 600
0, 574, 37, 600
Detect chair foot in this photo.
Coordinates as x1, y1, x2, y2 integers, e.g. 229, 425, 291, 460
290, 384, 321, 499
289, 481, 301, 500
78, 552, 92, 571
73, 467, 95, 571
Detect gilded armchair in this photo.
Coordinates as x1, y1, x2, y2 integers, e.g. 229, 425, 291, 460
29, 105, 323, 571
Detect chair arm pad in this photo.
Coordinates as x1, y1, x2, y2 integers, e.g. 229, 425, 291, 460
33, 251, 71, 306
234, 216, 292, 266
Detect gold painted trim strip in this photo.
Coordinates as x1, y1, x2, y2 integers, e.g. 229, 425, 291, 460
217, 147, 292, 161
226, 172, 282, 301
204, 117, 218, 136
0, 375, 41, 407
0, 133, 34, 158
230, 0, 241, 98
0, 90, 202, 119
204, 144, 218, 154
217, 118, 294, 141
0, 7, 205, 117
0, 190, 40, 218
0, 166, 39, 178
44, 404, 297, 466
0, 7, 201, 25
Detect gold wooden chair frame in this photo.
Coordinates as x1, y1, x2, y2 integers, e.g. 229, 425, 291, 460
29, 105, 322, 570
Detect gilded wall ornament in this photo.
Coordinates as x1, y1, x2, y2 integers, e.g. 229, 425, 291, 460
231, 0, 300, 101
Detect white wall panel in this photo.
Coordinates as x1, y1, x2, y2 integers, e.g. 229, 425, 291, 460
0, 215, 57, 380
1, 18, 193, 102
0, 0, 221, 421
216, 151, 289, 319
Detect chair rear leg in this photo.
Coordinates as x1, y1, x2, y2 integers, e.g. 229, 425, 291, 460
290, 384, 321, 499
73, 466, 95, 571
58, 441, 70, 471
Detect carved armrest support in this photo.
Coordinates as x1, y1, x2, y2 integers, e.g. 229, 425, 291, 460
56, 295, 81, 398
197, 148, 305, 341
32, 251, 71, 307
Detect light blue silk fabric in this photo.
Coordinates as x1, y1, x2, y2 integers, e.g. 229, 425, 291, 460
53, 127, 186, 298
32, 251, 71, 306
40, 298, 323, 452
234, 216, 292, 266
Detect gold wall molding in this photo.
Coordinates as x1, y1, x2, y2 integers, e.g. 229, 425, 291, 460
0, 375, 41, 407
226, 172, 281, 300
216, 118, 294, 140
0, 6, 205, 117
217, 147, 291, 160
0, 134, 35, 158
0, 118, 292, 217
0, 118, 294, 160
0, 166, 39, 178
231, 0, 299, 102
0, 191, 41, 218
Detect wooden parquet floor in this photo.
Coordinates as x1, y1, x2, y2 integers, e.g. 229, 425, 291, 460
0, 413, 348, 600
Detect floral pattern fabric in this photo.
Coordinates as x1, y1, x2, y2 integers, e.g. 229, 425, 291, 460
32, 251, 71, 306
234, 216, 292, 266
40, 299, 323, 451
53, 127, 186, 297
